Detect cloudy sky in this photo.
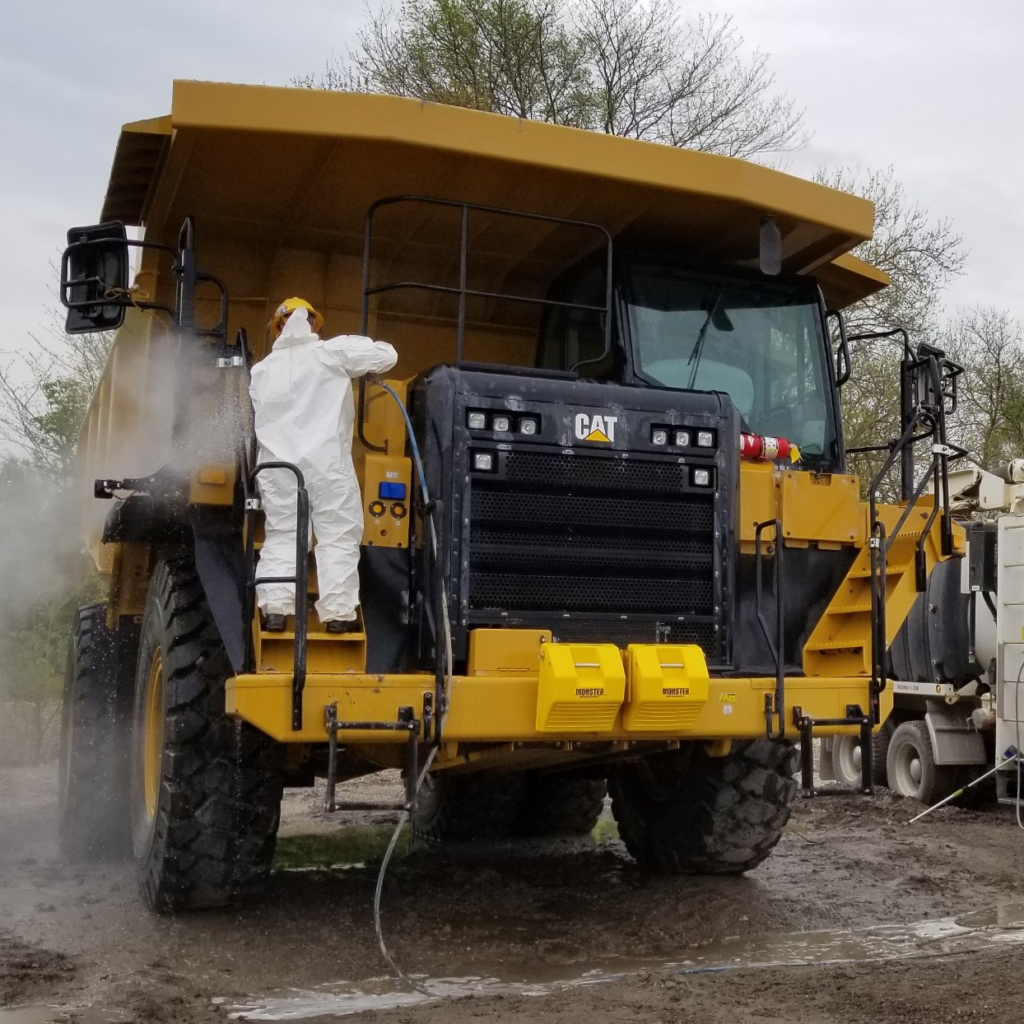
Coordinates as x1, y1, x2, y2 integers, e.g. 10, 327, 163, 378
3, 0, 1021, 373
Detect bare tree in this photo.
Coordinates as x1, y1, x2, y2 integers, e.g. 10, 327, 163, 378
817, 166, 966, 340
0, 303, 110, 478
578, 2, 805, 155
298, 0, 807, 159
942, 307, 1024, 467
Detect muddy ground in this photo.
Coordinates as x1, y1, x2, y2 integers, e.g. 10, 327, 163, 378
3, 762, 1024, 1023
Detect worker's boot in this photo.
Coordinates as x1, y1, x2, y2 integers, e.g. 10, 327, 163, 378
324, 618, 360, 634
262, 613, 287, 633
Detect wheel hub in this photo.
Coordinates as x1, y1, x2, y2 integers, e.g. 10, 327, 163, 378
143, 649, 165, 821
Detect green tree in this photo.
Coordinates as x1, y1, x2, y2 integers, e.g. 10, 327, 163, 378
299, 0, 807, 158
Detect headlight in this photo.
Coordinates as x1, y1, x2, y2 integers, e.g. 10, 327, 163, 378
492, 414, 511, 433
473, 451, 495, 472
467, 411, 487, 430
692, 468, 712, 487
519, 416, 539, 435
651, 428, 669, 446
674, 430, 691, 447
697, 430, 715, 448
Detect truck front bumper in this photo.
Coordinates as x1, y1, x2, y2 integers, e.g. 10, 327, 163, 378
226, 670, 892, 744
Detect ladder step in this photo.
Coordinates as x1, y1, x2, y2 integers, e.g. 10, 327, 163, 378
804, 641, 867, 653
848, 563, 911, 579
262, 630, 366, 643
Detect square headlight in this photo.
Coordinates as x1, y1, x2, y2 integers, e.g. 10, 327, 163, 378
692, 468, 712, 487
467, 411, 487, 430
651, 428, 669, 446
492, 414, 512, 433
519, 416, 539, 435
674, 430, 691, 447
697, 430, 715, 448
473, 451, 495, 472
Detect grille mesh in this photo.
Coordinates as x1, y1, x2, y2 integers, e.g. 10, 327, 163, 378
464, 448, 723, 659
505, 451, 690, 493
470, 573, 712, 613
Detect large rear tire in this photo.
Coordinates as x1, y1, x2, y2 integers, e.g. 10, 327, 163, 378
413, 771, 525, 842
58, 605, 128, 860
516, 775, 607, 836
130, 558, 283, 911
609, 740, 799, 874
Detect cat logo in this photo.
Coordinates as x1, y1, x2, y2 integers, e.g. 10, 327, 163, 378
574, 412, 618, 444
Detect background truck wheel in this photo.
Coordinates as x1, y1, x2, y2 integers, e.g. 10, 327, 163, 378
130, 558, 283, 912
886, 720, 957, 805
873, 718, 895, 788
608, 740, 799, 874
515, 774, 607, 836
58, 605, 128, 860
827, 720, 892, 789
413, 771, 525, 842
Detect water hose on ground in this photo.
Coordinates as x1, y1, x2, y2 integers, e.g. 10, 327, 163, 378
370, 380, 454, 986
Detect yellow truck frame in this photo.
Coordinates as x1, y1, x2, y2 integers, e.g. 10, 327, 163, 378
56, 81, 963, 912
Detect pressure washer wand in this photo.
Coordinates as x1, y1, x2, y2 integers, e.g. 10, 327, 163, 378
907, 752, 1018, 825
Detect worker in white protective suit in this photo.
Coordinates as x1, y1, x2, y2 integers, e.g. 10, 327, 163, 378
249, 297, 398, 633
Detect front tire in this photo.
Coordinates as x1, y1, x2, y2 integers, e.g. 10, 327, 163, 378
516, 775, 607, 836
131, 558, 283, 911
609, 740, 799, 874
58, 605, 128, 860
413, 771, 525, 842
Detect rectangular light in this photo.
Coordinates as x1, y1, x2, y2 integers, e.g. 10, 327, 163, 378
651, 427, 668, 446
519, 416, 540, 435
674, 430, 691, 447
697, 430, 715, 448
491, 414, 512, 433
473, 451, 495, 472
692, 468, 712, 487
467, 411, 487, 430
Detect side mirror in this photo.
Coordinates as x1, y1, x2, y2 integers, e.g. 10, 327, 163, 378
60, 222, 129, 334
827, 309, 851, 386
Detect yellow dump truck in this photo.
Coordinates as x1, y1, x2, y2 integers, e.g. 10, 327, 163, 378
57, 81, 965, 911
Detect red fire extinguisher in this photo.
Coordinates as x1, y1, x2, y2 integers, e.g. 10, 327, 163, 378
740, 432, 801, 463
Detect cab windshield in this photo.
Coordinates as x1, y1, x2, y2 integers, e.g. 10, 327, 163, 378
625, 266, 838, 462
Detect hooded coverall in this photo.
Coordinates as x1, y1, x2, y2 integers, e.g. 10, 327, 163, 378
249, 308, 398, 623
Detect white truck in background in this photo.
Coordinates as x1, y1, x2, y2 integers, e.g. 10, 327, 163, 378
823, 461, 1024, 807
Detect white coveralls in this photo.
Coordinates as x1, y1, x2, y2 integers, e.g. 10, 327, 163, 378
249, 309, 398, 623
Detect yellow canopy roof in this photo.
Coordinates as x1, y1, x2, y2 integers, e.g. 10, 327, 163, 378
99, 81, 887, 306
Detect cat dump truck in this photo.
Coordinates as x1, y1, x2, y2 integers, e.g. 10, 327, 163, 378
58, 81, 964, 911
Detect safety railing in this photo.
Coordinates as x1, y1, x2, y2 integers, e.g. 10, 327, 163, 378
243, 463, 311, 731
355, 193, 615, 453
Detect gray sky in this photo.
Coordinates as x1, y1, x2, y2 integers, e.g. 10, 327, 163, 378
3, 0, 1021, 374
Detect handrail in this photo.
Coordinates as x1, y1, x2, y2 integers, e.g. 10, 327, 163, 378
755, 519, 785, 740
357, 193, 615, 453
245, 462, 311, 731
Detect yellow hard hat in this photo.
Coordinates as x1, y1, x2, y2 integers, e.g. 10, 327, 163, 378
270, 297, 324, 339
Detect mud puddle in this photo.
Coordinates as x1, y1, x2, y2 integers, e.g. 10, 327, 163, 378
0, 1008, 125, 1024
225, 903, 1024, 1019
274, 818, 621, 873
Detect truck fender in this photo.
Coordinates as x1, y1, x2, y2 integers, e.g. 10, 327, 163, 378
924, 700, 987, 766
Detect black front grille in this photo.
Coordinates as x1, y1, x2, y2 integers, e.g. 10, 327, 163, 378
465, 449, 722, 658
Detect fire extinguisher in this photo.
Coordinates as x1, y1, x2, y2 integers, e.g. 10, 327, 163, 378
740, 432, 801, 463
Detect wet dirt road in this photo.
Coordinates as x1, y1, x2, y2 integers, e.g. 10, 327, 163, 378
3, 762, 1024, 1023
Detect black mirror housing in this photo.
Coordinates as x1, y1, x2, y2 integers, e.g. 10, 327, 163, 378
61, 222, 130, 334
